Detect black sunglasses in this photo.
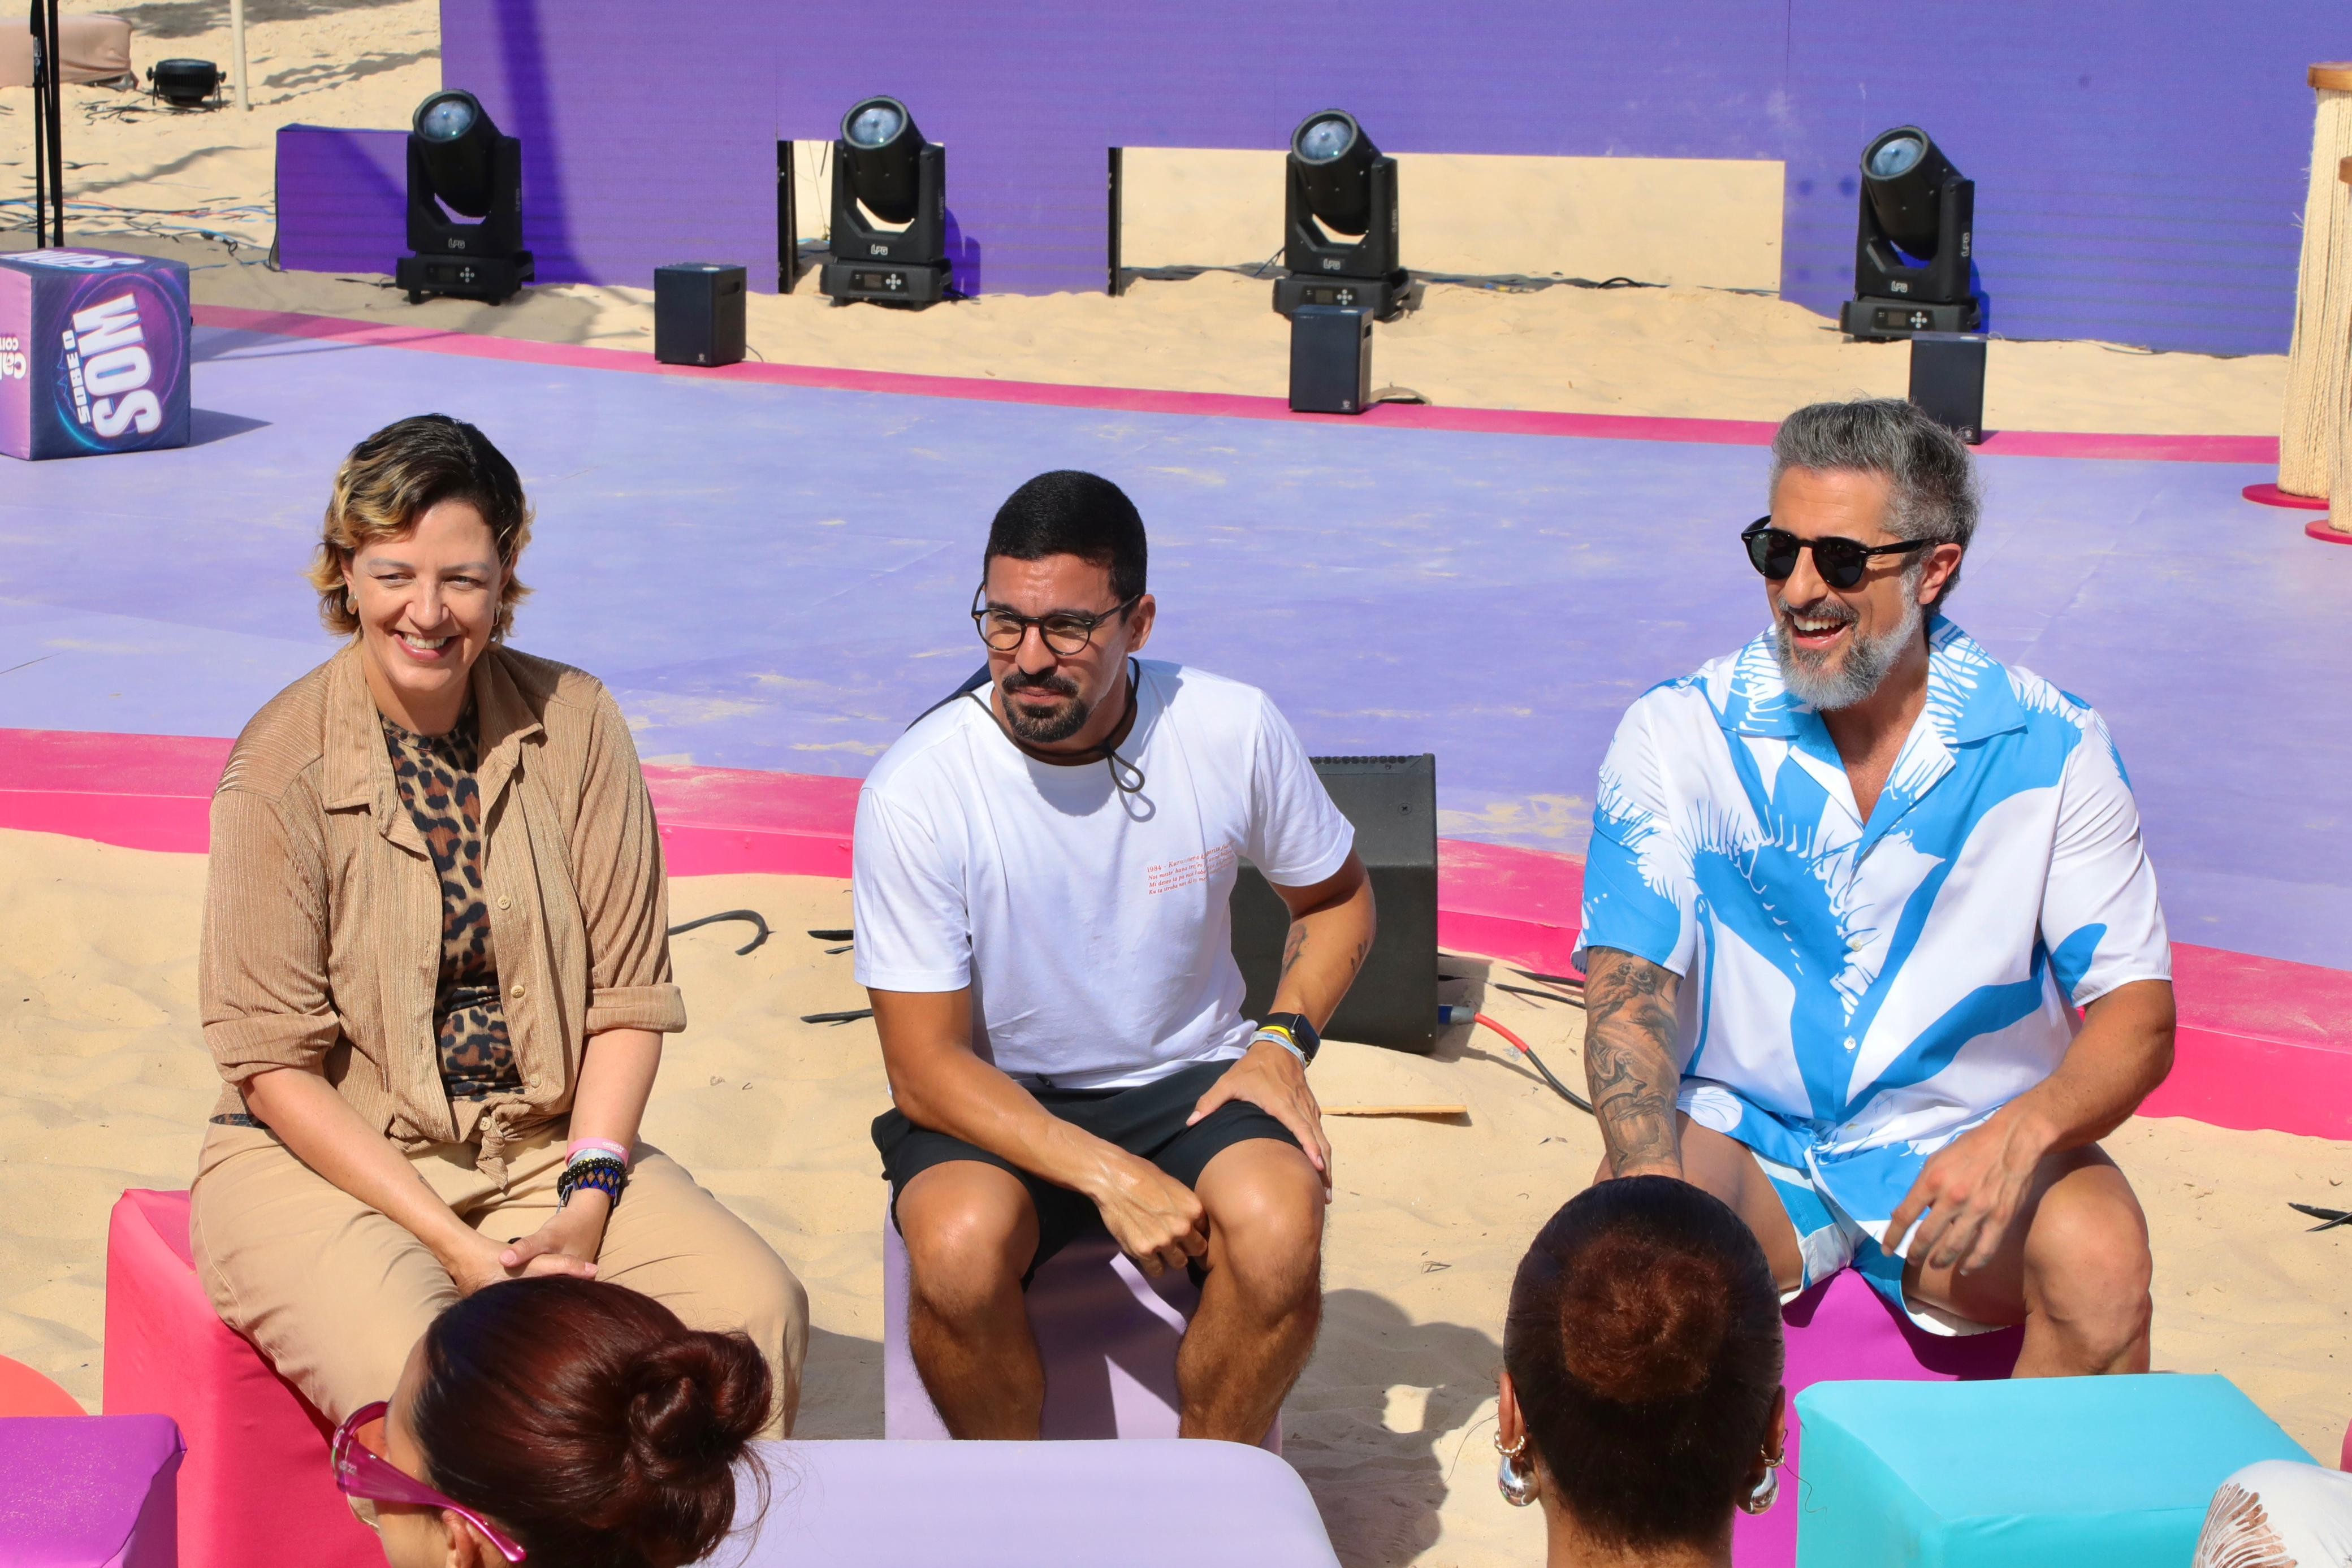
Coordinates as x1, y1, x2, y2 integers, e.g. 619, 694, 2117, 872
1741, 518, 1930, 591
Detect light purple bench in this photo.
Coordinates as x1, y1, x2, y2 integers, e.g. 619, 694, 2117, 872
0, 1414, 182, 1568
883, 1211, 1278, 1449
707, 1439, 1338, 1567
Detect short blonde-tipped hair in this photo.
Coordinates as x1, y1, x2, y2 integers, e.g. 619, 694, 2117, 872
308, 414, 535, 640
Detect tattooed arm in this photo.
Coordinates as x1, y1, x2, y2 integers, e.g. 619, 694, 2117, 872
1266, 850, 1376, 1032
1581, 946, 1684, 1179
1185, 851, 1373, 1185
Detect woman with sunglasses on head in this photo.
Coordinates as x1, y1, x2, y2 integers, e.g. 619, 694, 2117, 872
1495, 1177, 1786, 1567
336, 1277, 771, 1568
190, 414, 807, 1454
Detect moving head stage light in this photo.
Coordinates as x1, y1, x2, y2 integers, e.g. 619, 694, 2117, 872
820, 97, 950, 307
396, 89, 533, 306
148, 59, 223, 110
1840, 125, 1980, 341
1273, 110, 1407, 322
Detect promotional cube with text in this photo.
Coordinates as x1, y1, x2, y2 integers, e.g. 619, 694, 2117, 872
0, 248, 191, 461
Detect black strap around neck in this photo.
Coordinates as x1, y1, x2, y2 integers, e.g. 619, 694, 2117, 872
966, 659, 1148, 797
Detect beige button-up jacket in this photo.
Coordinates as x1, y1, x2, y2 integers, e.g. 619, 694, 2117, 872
199, 642, 686, 1182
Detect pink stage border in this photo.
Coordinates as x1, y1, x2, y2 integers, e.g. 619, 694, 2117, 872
190, 305, 2278, 466
6, 726, 2347, 1142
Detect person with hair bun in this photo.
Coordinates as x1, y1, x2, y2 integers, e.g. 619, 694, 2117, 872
1497, 1177, 1787, 1566
335, 1277, 771, 1568
191, 413, 807, 1446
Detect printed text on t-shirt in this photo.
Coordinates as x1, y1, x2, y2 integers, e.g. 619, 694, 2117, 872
1147, 843, 1238, 895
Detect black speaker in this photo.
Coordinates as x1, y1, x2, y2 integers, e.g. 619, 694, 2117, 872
1909, 331, 1987, 444
1289, 304, 1373, 415
655, 262, 747, 367
1231, 755, 1436, 1052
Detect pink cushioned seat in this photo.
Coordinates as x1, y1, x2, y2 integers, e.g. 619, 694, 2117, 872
101, 1190, 378, 1568
0, 1414, 181, 1568
884, 1210, 1277, 1449
1732, 1270, 2022, 1567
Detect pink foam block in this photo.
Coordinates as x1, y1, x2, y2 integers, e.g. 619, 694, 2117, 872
884, 1209, 1277, 1449
0, 1414, 181, 1568
101, 1191, 378, 1568
721, 1439, 1338, 1566
0, 1355, 85, 1417
1731, 1270, 2021, 1567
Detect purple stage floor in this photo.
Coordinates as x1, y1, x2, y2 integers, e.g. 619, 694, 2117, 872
1, 318, 2346, 971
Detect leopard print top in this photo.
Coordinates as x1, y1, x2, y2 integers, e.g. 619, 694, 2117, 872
383, 707, 523, 1102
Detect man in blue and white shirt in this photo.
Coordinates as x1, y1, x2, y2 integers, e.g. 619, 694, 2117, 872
1575, 399, 2173, 1374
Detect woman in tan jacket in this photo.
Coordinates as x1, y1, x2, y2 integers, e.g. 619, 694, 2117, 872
190, 413, 806, 1439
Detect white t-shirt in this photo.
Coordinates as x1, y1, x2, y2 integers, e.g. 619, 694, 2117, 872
852, 659, 1355, 1089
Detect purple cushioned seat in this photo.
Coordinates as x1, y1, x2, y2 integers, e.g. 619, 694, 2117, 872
0, 1414, 182, 1568
710, 1439, 1338, 1567
884, 1210, 1277, 1448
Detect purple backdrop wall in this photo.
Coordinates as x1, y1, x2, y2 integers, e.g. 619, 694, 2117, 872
297, 2, 2334, 354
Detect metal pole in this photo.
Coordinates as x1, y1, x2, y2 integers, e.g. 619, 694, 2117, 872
44, 0, 65, 244
230, 0, 248, 110
28, 0, 46, 246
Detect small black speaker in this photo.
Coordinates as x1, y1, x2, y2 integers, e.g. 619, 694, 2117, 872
1289, 304, 1373, 415
1231, 755, 1437, 1052
1909, 332, 1987, 444
654, 262, 747, 367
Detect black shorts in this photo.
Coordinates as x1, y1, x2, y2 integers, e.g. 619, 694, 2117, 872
872, 1059, 1299, 1280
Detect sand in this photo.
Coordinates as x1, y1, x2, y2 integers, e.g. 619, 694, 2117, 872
2, 0, 2289, 437
6, 826, 2348, 1567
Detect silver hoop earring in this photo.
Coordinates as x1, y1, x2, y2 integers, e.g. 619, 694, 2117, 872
344, 591, 356, 613
1495, 1433, 1539, 1508
1739, 1452, 1783, 1515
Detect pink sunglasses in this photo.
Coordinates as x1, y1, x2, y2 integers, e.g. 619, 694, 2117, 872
331, 1401, 529, 1562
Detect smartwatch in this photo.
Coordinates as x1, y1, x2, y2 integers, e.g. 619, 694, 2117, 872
1254, 1011, 1321, 1065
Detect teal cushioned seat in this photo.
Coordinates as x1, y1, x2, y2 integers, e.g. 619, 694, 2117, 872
1796, 1374, 2311, 1567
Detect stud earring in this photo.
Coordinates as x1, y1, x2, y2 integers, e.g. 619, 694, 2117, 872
1739, 1449, 1784, 1515
1495, 1433, 1539, 1508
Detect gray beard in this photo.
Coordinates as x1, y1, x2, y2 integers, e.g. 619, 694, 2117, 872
1773, 593, 1923, 711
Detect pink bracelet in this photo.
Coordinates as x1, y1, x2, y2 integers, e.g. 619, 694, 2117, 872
567, 1137, 630, 1167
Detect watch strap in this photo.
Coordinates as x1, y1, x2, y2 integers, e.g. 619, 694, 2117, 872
1257, 1011, 1321, 1064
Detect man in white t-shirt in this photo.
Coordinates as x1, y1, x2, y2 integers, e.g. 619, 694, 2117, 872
854, 470, 1376, 1443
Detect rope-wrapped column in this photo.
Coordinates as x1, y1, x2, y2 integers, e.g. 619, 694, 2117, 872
2280, 64, 2352, 503
2331, 150, 2352, 540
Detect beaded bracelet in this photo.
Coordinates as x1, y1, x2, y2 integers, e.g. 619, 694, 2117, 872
557, 1154, 626, 1210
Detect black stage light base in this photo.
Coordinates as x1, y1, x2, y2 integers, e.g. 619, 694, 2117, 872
818, 258, 952, 306
1908, 331, 1988, 444
1289, 304, 1373, 414
402, 133, 530, 304
396, 251, 534, 305
655, 262, 747, 366
1273, 270, 1410, 323
1841, 296, 1982, 341
1231, 756, 1437, 1052
821, 137, 950, 307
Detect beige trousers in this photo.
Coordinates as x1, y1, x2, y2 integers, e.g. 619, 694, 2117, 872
189, 1121, 808, 1436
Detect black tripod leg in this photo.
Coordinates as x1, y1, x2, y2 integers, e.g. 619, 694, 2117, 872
46, 0, 65, 243
27, 0, 45, 246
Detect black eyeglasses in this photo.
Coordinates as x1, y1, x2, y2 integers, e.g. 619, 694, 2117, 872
971, 587, 1141, 656
1741, 518, 1930, 591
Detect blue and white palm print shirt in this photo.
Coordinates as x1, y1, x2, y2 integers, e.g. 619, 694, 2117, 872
1573, 617, 2170, 1309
